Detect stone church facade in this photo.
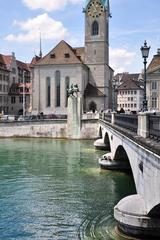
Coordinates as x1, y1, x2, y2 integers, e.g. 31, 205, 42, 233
32, 0, 113, 115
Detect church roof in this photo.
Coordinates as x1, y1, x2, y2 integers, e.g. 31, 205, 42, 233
35, 40, 85, 66
84, 0, 109, 10
30, 55, 42, 68
84, 83, 105, 97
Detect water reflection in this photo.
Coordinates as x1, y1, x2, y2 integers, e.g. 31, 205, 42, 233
0, 139, 135, 239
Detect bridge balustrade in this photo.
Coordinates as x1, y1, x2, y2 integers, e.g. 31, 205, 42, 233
114, 114, 138, 132
149, 115, 160, 140
103, 113, 111, 123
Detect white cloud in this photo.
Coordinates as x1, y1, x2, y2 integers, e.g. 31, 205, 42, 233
5, 13, 68, 42
23, 0, 83, 12
110, 47, 136, 73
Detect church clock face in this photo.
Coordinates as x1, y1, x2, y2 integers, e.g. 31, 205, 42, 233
87, 1, 104, 18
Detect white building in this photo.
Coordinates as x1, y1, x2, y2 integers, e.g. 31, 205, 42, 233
116, 73, 143, 113
147, 49, 160, 111
31, 0, 113, 115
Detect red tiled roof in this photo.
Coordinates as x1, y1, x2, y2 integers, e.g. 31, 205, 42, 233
35, 40, 84, 66
0, 54, 8, 71
1, 55, 12, 70
16, 60, 30, 71
30, 55, 42, 67
73, 47, 85, 63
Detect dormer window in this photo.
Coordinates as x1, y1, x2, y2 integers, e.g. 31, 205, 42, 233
64, 53, 70, 58
50, 53, 55, 59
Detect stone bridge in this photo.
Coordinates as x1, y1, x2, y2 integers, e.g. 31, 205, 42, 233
94, 113, 160, 238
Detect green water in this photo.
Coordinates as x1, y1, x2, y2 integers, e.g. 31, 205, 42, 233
0, 138, 135, 240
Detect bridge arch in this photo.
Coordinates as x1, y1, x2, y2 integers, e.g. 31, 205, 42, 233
104, 132, 111, 151
148, 203, 160, 217
98, 126, 102, 139
114, 145, 130, 163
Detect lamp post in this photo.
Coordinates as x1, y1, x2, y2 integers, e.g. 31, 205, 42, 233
23, 70, 26, 117
112, 79, 116, 112
140, 40, 150, 112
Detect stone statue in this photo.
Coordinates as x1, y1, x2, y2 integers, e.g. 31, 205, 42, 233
67, 84, 80, 97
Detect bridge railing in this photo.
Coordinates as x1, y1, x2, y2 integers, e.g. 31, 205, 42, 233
104, 113, 112, 123
114, 114, 138, 132
149, 115, 160, 140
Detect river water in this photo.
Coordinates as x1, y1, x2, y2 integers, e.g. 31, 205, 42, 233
0, 138, 135, 240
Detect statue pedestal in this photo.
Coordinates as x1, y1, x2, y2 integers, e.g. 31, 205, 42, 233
67, 96, 82, 139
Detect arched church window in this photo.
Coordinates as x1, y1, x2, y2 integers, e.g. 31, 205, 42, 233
65, 76, 70, 107
92, 21, 99, 36
55, 71, 61, 107
46, 77, 51, 107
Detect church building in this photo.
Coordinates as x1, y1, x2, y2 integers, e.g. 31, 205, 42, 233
31, 0, 113, 115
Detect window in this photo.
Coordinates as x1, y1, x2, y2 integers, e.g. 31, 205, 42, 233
92, 21, 99, 35
64, 53, 70, 58
19, 96, 23, 103
55, 71, 60, 107
50, 53, 55, 59
152, 97, 157, 108
12, 68, 16, 74
152, 81, 158, 90
134, 91, 137, 94
65, 76, 70, 107
11, 97, 16, 104
46, 77, 51, 107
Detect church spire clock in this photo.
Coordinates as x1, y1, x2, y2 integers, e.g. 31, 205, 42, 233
84, 0, 111, 110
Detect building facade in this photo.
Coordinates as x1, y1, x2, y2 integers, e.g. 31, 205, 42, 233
116, 73, 143, 113
32, 0, 113, 115
147, 49, 160, 111
0, 54, 9, 114
1, 52, 31, 115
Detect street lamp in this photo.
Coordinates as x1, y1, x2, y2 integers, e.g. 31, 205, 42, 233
140, 40, 150, 111
112, 79, 117, 112
23, 70, 26, 117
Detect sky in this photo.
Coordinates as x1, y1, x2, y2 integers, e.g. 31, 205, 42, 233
0, 0, 160, 73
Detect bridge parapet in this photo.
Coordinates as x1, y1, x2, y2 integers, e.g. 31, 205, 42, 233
97, 113, 160, 238
100, 112, 160, 140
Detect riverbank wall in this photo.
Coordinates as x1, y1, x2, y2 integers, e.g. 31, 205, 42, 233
0, 118, 99, 139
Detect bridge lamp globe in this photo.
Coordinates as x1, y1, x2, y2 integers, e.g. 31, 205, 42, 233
141, 40, 150, 59
140, 40, 150, 112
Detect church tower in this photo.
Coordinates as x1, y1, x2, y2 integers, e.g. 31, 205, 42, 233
84, 0, 112, 110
